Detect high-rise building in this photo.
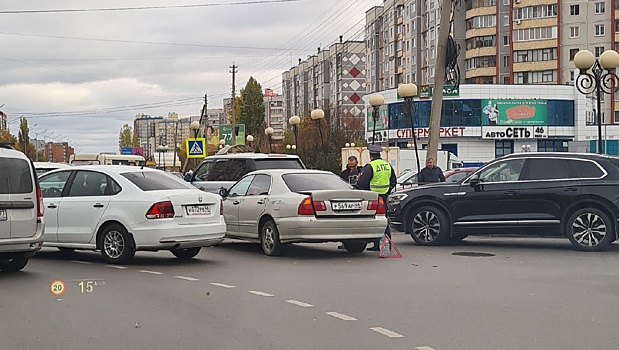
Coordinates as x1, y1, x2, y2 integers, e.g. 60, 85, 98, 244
206, 108, 225, 125
134, 114, 163, 160
45, 142, 74, 163
264, 89, 285, 140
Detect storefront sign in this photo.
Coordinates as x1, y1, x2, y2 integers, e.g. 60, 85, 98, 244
482, 126, 548, 139
481, 99, 547, 126
390, 127, 476, 139
397, 85, 460, 100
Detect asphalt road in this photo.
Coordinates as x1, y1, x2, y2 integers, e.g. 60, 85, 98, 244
1, 233, 619, 350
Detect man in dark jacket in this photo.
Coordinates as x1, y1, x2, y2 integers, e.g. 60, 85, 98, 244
418, 157, 445, 184
340, 156, 363, 186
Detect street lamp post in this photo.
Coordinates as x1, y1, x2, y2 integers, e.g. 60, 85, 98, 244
288, 115, 300, 153
218, 139, 225, 150
246, 135, 254, 150
265, 127, 274, 153
156, 145, 164, 170
310, 108, 327, 156
397, 83, 420, 174
574, 49, 619, 154
368, 94, 385, 145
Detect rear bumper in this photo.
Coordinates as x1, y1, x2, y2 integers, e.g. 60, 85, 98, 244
276, 216, 387, 243
130, 217, 226, 251
0, 221, 44, 255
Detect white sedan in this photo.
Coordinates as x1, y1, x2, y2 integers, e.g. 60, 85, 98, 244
38, 166, 225, 263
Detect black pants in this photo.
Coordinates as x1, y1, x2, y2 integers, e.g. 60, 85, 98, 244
372, 194, 391, 247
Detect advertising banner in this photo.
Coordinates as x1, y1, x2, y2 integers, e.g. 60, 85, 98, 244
366, 105, 388, 132
482, 126, 548, 139
481, 99, 547, 126
218, 124, 246, 146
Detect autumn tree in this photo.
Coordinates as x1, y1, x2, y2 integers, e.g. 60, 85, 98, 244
118, 124, 136, 149
228, 96, 242, 124
14, 117, 36, 159
239, 77, 266, 138
0, 129, 16, 145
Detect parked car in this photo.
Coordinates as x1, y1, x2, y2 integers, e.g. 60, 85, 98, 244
0, 144, 45, 271
219, 169, 387, 256
395, 167, 478, 191
38, 166, 225, 263
188, 153, 305, 194
34, 162, 73, 176
388, 153, 619, 252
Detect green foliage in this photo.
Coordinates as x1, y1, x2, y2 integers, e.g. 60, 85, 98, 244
239, 77, 266, 138
118, 124, 135, 149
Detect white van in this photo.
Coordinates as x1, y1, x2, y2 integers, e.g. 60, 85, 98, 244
0, 144, 45, 271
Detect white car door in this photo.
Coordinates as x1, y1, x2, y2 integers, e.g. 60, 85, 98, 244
39, 170, 74, 243
57, 171, 111, 244
223, 175, 254, 238
238, 174, 271, 238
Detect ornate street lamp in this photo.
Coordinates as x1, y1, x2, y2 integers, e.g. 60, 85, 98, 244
397, 83, 420, 173
265, 127, 274, 153
289, 115, 300, 153
368, 94, 385, 145
310, 108, 327, 156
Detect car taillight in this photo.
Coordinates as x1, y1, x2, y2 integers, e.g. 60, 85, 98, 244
220, 199, 224, 215
298, 197, 315, 215
146, 201, 174, 219
36, 188, 44, 217
313, 200, 326, 212
368, 197, 386, 214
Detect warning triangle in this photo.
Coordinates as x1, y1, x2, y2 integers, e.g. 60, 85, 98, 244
190, 142, 203, 154
379, 235, 402, 258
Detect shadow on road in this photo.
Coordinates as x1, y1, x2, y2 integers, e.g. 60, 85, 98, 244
216, 241, 380, 261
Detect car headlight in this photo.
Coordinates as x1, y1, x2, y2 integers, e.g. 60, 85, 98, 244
388, 193, 408, 204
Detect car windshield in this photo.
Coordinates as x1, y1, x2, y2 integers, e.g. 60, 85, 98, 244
282, 173, 351, 192
122, 171, 194, 191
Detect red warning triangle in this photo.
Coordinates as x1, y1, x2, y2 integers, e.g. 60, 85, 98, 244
379, 235, 402, 258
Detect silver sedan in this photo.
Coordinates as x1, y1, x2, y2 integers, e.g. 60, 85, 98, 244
220, 169, 387, 256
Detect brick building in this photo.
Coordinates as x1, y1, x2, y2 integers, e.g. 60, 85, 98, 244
45, 142, 74, 163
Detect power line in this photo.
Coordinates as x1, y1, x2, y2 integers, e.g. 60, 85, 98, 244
0, 0, 307, 14
0, 54, 268, 62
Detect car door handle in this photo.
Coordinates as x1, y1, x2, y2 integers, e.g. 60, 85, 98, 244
233, 200, 241, 205
564, 188, 578, 192
93, 203, 105, 208
47, 204, 57, 209
256, 200, 266, 205
504, 190, 517, 196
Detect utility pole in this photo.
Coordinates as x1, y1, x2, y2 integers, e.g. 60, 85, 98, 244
230, 63, 238, 146
426, 0, 453, 163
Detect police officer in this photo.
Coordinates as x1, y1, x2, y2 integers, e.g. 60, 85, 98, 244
356, 145, 396, 251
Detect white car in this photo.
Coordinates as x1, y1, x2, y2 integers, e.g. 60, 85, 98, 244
38, 166, 225, 263
34, 161, 73, 177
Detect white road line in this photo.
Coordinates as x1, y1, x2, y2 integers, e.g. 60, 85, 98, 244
70, 260, 91, 264
105, 265, 127, 269
285, 300, 314, 308
415, 347, 436, 350
370, 327, 404, 338
326, 312, 357, 321
210, 282, 236, 289
174, 276, 199, 281
139, 270, 163, 275
248, 291, 274, 297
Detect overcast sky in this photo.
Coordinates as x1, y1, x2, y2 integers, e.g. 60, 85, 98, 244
0, 0, 376, 153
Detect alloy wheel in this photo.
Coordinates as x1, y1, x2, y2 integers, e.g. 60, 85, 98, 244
412, 211, 441, 242
262, 225, 275, 253
572, 213, 607, 247
103, 230, 125, 259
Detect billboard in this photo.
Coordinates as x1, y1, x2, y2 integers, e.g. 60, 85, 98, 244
481, 99, 547, 126
120, 147, 144, 156
366, 105, 388, 132
218, 124, 246, 146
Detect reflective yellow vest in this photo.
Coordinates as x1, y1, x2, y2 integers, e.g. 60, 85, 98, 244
369, 159, 391, 194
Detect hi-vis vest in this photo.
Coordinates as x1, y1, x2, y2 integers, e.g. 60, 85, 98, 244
369, 159, 391, 194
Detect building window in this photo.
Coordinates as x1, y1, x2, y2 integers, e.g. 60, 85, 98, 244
513, 4, 557, 21
513, 48, 558, 63
595, 46, 605, 57
495, 141, 514, 158
537, 140, 568, 152
503, 35, 509, 46
466, 15, 496, 30
570, 27, 579, 38
595, 2, 605, 14
569, 48, 579, 61
503, 56, 509, 67
465, 55, 497, 70
503, 0, 509, 4
595, 24, 605, 36
502, 15, 509, 26
547, 100, 575, 126
570, 4, 579, 16
570, 71, 575, 81
512, 26, 557, 42
503, 76, 510, 84
466, 35, 496, 49
514, 70, 557, 84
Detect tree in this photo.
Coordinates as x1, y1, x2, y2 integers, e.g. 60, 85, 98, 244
0, 129, 16, 145
132, 128, 139, 147
239, 77, 266, 138
15, 117, 36, 159
228, 96, 242, 124
118, 124, 134, 149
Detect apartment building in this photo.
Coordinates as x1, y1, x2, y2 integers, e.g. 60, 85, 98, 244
45, 142, 74, 163
206, 108, 225, 125
135, 112, 198, 159
264, 89, 285, 140
134, 114, 163, 159
282, 39, 367, 130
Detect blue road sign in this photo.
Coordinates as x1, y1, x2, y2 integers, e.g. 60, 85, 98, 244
186, 138, 206, 158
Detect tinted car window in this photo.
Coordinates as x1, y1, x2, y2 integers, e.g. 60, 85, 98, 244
225, 159, 247, 181
193, 161, 213, 181
283, 173, 351, 192
40, 171, 72, 198
571, 160, 604, 178
254, 159, 303, 170
446, 171, 470, 183
246, 175, 271, 196
525, 158, 574, 180
0, 158, 34, 194
478, 159, 525, 183
210, 160, 229, 181
122, 172, 194, 191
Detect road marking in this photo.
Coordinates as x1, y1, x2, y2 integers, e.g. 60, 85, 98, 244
174, 276, 199, 281
326, 312, 357, 321
415, 347, 436, 350
70, 260, 91, 264
210, 282, 236, 288
370, 327, 404, 338
248, 291, 274, 297
285, 300, 314, 308
105, 265, 127, 269
139, 270, 163, 275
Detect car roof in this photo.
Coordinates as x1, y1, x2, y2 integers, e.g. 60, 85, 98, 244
247, 169, 333, 176
34, 162, 73, 168
502, 152, 617, 161
44, 165, 159, 175
0, 147, 29, 160
203, 153, 301, 160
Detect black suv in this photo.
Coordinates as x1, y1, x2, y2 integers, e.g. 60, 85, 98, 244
388, 152, 619, 251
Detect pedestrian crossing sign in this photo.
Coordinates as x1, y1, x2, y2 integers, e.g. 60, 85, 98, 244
186, 138, 206, 159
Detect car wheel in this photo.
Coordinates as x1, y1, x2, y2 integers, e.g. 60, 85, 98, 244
170, 247, 201, 259
0, 254, 29, 272
566, 208, 614, 252
342, 240, 367, 253
260, 220, 284, 256
408, 206, 450, 246
99, 224, 135, 264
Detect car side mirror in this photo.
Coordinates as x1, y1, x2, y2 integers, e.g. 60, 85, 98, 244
184, 174, 192, 182
218, 187, 229, 198
468, 174, 480, 186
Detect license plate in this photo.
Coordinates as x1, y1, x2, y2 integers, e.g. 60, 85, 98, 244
331, 202, 362, 211
0, 209, 6, 221
185, 205, 211, 216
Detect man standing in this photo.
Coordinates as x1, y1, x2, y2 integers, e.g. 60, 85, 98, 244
340, 156, 363, 186
356, 145, 396, 251
418, 157, 445, 184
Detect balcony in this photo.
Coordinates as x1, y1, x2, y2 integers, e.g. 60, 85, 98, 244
465, 46, 497, 59
465, 67, 496, 79
513, 59, 558, 72
513, 0, 557, 7
465, 27, 496, 40
615, 32, 619, 43
397, 17, 403, 25
512, 39, 557, 51
465, 6, 496, 20
512, 17, 557, 29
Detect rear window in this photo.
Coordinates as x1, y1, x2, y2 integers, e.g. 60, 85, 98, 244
122, 172, 194, 191
254, 159, 303, 170
0, 158, 34, 194
282, 173, 351, 192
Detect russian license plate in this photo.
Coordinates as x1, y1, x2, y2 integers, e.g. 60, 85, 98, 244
0, 209, 6, 221
185, 205, 211, 216
331, 202, 362, 211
